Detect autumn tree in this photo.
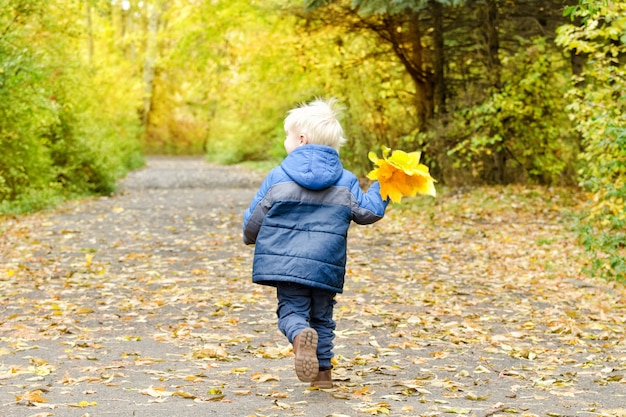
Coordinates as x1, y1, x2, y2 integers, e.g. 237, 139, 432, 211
557, 0, 626, 281
0, 0, 142, 213
302, 0, 581, 184
304, 0, 446, 129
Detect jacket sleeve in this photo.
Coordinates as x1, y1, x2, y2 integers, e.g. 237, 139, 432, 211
350, 178, 389, 225
243, 171, 275, 245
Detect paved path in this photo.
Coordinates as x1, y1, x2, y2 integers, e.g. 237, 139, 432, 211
0, 157, 625, 417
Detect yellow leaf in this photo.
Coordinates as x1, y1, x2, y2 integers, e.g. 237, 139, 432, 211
192, 344, 228, 360
368, 146, 436, 202
17, 390, 48, 403
68, 400, 97, 407
75, 306, 94, 314
444, 407, 471, 414
134, 358, 155, 366
273, 400, 292, 409
250, 372, 279, 382
198, 395, 225, 402
474, 365, 491, 374
361, 402, 391, 414
465, 392, 489, 401
29, 358, 48, 366
140, 386, 173, 397
351, 386, 373, 397
85, 253, 94, 267
172, 391, 196, 399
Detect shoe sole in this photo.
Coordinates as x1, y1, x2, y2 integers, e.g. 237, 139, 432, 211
294, 328, 318, 382
311, 380, 333, 389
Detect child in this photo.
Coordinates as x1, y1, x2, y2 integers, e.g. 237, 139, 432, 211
242, 98, 388, 388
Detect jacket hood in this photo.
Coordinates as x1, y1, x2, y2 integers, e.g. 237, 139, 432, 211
280, 145, 343, 191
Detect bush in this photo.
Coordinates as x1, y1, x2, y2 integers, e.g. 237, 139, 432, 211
0, 0, 143, 214
443, 37, 579, 185
557, 2, 626, 282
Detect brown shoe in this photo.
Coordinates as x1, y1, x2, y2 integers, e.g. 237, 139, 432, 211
311, 368, 333, 389
293, 328, 318, 382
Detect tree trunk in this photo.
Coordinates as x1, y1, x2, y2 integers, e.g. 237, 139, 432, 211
483, 0, 506, 183
405, 10, 434, 129
120, 2, 136, 61
142, 2, 160, 129
85, 0, 94, 66
483, 0, 501, 88
430, 0, 446, 114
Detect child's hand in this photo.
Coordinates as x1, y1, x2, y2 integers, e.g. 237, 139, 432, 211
367, 146, 436, 203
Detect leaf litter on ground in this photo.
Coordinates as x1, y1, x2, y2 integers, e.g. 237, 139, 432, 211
0, 159, 625, 417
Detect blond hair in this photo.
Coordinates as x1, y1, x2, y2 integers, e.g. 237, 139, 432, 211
284, 98, 346, 151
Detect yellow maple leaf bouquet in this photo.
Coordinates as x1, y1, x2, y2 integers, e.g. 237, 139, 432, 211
367, 146, 436, 203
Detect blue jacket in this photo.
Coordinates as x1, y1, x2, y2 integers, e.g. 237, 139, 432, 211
243, 145, 388, 293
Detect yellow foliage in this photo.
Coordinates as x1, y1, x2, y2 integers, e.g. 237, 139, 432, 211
367, 146, 436, 203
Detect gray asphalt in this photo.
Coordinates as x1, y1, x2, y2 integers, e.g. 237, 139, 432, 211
0, 157, 624, 417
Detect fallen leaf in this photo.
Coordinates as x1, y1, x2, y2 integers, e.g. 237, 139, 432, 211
250, 372, 280, 382
16, 390, 48, 404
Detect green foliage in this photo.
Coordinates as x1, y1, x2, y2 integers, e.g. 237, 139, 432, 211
147, 0, 300, 162
339, 56, 422, 177
285, 0, 580, 184
556, 0, 626, 282
139, 0, 433, 169
83, 0, 586, 188
0, 1, 54, 200
306, 0, 465, 14
0, 0, 143, 214
431, 38, 578, 184
193, 1, 428, 175
2, 0, 624, 284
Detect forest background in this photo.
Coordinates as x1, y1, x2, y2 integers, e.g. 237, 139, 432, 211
0, 0, 624, 281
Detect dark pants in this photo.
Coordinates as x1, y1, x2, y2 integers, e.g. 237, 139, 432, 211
276, 283, 337, 368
